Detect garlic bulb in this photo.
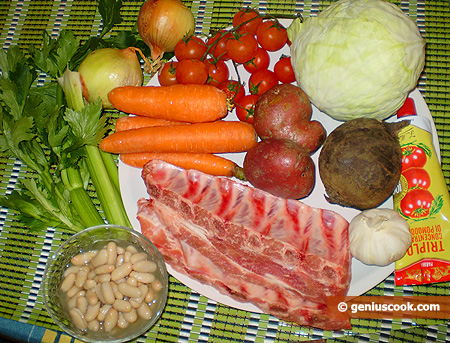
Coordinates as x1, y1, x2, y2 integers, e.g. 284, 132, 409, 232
349, 208, 411, 266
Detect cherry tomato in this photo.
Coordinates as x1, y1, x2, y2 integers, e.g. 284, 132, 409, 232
402, 167, 431, 190
232, 8, 263, 35
235, 94, 259, 124
205, 58, 229, 86
400, 189, 434, 218
174, 36, 208, 61
244, 47, 270, 74
207, 30, 231, 60
256, 20, 288, 51
274, 56, 295, 83
249, 69, 279, 95
216, 80, 245, 109
176, 59, 208, 85
226, 33, 258, 64
401, 145, 427, 171
158, 61, 178, 86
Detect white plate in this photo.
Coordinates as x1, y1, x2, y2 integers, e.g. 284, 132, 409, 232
118, 19, 439, 311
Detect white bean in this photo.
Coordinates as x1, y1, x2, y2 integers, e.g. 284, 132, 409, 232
145, 288, 154, 303
104, 308, 119, 333
66, 285, 81, 298
129, 252, 147, 264
126, 245, 138, 254
76, 296, 88, 314
86, 289, 98, 306
130, 271, 155, 284
63, 266, 81, 278
67, 295, 78, 310
87, 270, 96, 280
113, 299, 132, 313
94, 284, 106, 304
71, 251, 97, 266
94, 264, 115, 275
101, 282, 116, 305
97, 304, 112, 322
60, 273, 76, 292
117, 312, 129, 329
118, 282, 142, 298
123, 250, 132, 263
75, 269, 88, 289
91, 249, 108, 268
111, 262, 132, 281
116, 246, 125, 255
106, 242, 117, 265
87, 319, 100, 332
133, 260, 157, 273
137, 302, 153, 320
152, 279, 163, 292
83, 279, 97, 290
123, 308, 138, 323
84, 302, 100, 322
94, 273, 111, 283
115, 254, 124, 268
126, 276, 138, 287
69, 308, 87, 330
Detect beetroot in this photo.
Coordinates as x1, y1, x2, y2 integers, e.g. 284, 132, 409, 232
319, 118, 409, 210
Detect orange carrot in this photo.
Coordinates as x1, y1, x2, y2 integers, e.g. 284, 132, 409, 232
115, 116, 187, 132
99, 121, 258, 154
108, 84, 228, 122
120, 153, 245, 179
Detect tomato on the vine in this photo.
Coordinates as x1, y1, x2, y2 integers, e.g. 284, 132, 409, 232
174, 36, 208, 61
244, 47, 270, 74
158, 61, 178, 86
216, 80, 245, 108
176, 59, 208, 85
249, 69, 279, 95
400, 189, 434, 218
256, 20, 287, 51
226, 33, 258, 64
232, 8, 263, 35
402, 145, 427, 171
402, 167, 431, 190
205, 58, 229, 86
235, 94, 259, 124
274, 56, 295, 83
207, 30, 231, 60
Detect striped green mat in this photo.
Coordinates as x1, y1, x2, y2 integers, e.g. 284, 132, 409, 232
0, 1, 449, 342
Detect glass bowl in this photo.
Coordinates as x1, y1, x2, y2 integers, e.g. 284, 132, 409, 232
42, 224, 168, 343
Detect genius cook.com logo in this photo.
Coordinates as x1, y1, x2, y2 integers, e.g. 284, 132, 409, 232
328, 296, 449, 320
337, 299, 439, 314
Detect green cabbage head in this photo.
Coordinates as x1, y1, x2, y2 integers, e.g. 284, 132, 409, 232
287, 0, 425, 121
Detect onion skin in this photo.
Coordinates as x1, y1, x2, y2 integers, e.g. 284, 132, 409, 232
318, 118, 409, 210
138, 0, 195, 62
78, 48, 143, 109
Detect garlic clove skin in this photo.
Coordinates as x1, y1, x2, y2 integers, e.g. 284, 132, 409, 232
349, 208, 412, 266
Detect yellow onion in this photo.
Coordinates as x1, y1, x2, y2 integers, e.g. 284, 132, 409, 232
138, 0, 195, 63
78, 47, 143, 109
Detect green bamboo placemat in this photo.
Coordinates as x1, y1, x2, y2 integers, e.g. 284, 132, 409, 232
1, 1, 449, 342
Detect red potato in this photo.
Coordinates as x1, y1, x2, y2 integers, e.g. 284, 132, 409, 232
243, 139, 315, 199
253, 83, 326, 154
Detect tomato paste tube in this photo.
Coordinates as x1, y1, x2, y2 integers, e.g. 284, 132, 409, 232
394, 97, 450, 286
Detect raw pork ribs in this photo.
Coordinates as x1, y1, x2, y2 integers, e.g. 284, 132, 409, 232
137, 160, 351, 330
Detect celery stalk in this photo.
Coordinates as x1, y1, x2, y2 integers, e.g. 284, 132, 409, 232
100, 150, 121, 196
61, 167, 104, 228
58, 67, 132, 228
84, 145, 131, 227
